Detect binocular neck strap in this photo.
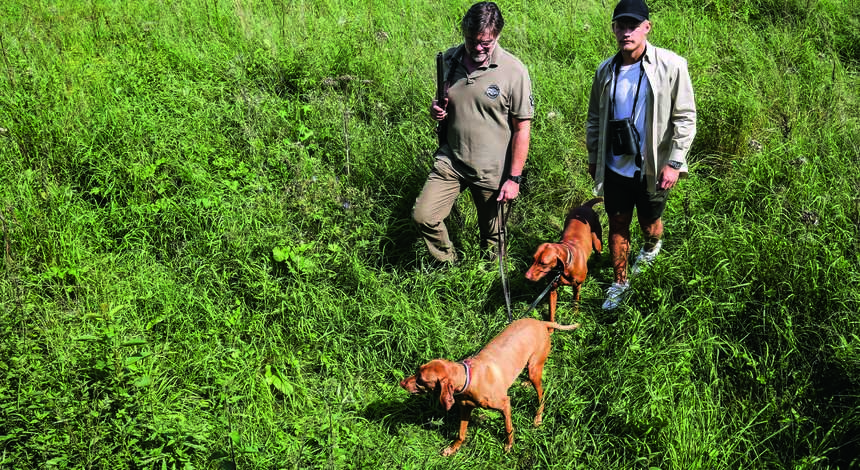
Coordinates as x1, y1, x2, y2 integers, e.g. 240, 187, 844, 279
611, 50, 646, 120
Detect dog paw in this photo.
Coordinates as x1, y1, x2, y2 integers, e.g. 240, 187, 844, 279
441, 446, 459, 457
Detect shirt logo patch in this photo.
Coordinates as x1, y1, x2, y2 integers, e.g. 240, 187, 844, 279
486, 84, 500, 100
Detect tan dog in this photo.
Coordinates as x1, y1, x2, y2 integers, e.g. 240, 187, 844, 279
399, 318, 580, 455
525, 198, 603, 321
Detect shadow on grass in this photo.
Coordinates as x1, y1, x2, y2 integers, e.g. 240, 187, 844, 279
810, 350, 860, 467
362, 392, 460, 439
207, 450, 237, 470
363, 388, 530, 454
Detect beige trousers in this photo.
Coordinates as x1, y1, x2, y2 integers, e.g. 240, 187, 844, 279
413, 158, 501, 262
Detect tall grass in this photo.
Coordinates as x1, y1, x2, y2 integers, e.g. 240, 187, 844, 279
0, 0, 858, 468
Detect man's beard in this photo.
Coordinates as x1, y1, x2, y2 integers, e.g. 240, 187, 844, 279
469, 51, 488, 63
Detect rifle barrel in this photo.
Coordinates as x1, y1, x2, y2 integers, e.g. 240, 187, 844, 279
435, 52, 444, 103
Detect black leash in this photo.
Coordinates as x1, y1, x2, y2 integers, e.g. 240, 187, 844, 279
522, 271, 562, 318
497, 202, 513, 323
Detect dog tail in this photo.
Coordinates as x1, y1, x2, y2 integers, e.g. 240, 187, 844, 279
583, 197, 604, 208
544, 322, 580, 332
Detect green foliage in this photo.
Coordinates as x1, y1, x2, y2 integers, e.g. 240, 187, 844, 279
0, 0, 858, 468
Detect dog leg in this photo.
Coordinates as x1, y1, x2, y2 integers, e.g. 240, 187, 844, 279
442, 404, 473, 456
500, 396, 514, 452
548, 289, 558, 325
480, 395, 515, 452
528, 354, 548, 427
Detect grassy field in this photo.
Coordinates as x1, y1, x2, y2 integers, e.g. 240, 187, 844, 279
1, 0, 859, 468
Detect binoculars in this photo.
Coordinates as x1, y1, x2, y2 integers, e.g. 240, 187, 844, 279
608, 117, 642, 166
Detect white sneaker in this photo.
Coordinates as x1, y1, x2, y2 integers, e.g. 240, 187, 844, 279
631, 239, 662, 276
602, 281, 631, 310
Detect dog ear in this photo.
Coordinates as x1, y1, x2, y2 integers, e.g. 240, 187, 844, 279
533, 243, 557, 269
438, 378, 456, 410
536, 243, 553, 262
548, 245, 567, 271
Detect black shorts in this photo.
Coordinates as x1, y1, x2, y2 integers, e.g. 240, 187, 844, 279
603, 168, 669, 223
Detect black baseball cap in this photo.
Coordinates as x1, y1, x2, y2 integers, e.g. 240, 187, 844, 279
612, 0, 649, 22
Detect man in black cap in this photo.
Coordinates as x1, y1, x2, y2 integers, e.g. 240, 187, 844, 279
586, 0, 696, 309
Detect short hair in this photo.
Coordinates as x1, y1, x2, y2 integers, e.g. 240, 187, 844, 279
461, 2, 504, 37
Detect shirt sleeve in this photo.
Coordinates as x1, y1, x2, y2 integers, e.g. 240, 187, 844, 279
509, 64, 534, 120
586, 66, 604, 164
668, 58, 696, 166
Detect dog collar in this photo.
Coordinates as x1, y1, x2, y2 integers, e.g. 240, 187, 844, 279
558, 243, 574, 273
456, 359, 473, 394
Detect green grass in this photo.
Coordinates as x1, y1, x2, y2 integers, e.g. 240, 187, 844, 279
1, 0, 859, 468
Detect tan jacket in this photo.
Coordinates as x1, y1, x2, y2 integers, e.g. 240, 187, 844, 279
587, 42, 696, 194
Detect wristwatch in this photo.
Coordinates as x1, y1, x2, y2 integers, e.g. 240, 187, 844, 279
509, 175, 523, 184
667, 160, 683, 170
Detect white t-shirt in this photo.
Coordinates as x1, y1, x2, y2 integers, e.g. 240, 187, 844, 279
608, 63, 649, 178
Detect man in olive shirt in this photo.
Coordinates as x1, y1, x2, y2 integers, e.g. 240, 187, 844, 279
413, 1, 534, 265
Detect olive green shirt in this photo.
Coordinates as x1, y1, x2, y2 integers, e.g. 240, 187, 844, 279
437, 44, 534, 189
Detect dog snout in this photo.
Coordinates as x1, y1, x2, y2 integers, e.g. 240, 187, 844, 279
400, 375, 421, 394
525, 264, 548, 281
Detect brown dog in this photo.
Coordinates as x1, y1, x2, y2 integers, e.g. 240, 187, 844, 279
525, 198, 603, 321
399, 318, 579, 455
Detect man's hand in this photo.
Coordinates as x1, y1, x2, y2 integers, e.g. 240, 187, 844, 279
658, 165, 680, 190
430, 98, 449, 121
497, 179, 520, 203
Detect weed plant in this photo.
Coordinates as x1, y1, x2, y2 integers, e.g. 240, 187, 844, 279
0, 0, 858, 468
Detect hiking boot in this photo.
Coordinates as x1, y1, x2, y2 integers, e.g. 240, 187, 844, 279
602, 281, 631, 310
631, 239, 662, 276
